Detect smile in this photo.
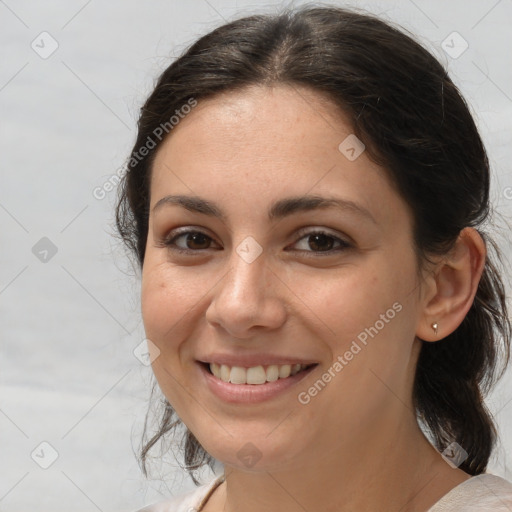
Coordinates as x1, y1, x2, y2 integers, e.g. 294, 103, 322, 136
208, 362, 313, 385
199, 361, 318, 404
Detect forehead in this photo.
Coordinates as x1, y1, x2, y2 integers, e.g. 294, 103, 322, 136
154, 85, 349, 159
149, 85, 410, 230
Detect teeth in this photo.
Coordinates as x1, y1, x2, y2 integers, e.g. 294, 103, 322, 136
209, 362, 311, 384
266, 365, 279, 382
279, 364, 291, 378
246, 366, 267, 385
229, 366, 246, 384
291, 363, 302, 375
220, 364, 230, 382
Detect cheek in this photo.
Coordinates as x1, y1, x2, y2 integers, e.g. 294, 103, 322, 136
313, 252, 418, 359
141, 266, 169, 341
141, 263, 201, 405
141, 262, 198, 352
306, 269, 388, 342
304, 260, 419, 428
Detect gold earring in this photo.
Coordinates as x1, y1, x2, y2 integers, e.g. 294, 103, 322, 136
432, 322, 438, 336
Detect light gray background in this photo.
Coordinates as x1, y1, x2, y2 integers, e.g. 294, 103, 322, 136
1, 1, 511, 511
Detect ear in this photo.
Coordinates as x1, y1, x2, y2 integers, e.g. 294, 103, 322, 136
416, 227, 486, 342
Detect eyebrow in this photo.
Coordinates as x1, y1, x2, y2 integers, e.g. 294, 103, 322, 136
152, 194, 377, 224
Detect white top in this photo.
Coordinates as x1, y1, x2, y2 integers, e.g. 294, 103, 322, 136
136, 472, 512, 511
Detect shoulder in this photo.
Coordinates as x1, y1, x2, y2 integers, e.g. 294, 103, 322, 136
134, 474, 225, 512
428, 473, 512, 511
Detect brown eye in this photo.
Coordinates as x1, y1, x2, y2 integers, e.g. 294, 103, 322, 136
163, 230, 219, 253
291, 230, 352, 255
307, 233, 335, 252
181, 232, 211, 250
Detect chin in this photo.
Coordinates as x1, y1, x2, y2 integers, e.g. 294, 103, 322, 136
192, 426, 308, 473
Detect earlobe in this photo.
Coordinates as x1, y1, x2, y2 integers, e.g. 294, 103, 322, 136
416, 228, 486, 342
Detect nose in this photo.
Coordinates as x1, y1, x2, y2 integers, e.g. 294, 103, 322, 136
205, 244, 287, 339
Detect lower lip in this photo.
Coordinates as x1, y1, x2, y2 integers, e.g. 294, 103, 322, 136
198, 362, 317, 404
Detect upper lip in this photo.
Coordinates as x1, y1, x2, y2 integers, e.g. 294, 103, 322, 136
198, 354, 319, 367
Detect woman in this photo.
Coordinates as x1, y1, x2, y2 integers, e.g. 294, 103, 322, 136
117, 6, 512, 511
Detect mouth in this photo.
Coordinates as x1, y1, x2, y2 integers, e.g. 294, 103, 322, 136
200, 361, 318, 385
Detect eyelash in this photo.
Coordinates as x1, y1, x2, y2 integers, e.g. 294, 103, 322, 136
160, 228, 352, 256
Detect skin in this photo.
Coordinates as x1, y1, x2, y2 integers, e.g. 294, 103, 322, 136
141, 85, 486, 512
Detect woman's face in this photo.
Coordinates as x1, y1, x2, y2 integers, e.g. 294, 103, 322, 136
141, 85, 426, 471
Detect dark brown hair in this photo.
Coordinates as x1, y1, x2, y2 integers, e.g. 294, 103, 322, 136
116, 6, 511, 482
